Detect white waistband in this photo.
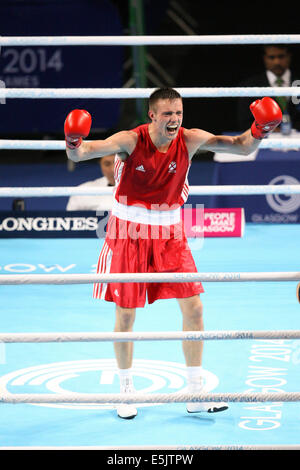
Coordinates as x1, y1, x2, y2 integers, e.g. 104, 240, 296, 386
112, 200, 181, 225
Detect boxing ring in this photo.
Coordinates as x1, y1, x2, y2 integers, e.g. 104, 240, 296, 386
1, 33, 300, 451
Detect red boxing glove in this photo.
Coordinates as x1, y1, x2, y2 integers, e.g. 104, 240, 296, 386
64, 109, 92, 149
250, 97, 282, 140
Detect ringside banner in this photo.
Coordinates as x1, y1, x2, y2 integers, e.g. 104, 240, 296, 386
0, 209, 245, 238
0, 211, 105, 238
182, 208, 245, 238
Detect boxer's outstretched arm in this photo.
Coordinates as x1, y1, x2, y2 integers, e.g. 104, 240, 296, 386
64, 109, 136, 162
185, 97, 282, 158
66, 131, 136, 162
198, 129, 260, 156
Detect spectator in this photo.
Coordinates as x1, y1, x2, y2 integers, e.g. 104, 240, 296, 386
237, 45, 300, 131
66, 154, 116, 211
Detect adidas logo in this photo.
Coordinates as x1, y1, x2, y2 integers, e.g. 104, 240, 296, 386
136, 165, 146, 172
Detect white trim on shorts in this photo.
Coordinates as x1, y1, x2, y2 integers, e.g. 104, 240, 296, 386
112, 199, 181, 226
93, 241, 113, 299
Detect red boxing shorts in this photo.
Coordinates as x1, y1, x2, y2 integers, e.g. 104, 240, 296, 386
93, 216, 204, 308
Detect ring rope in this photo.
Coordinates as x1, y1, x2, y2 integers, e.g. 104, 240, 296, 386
1, 391, 300, 404
0, 86, 299, 99
1, 185, 300, 197
1, 34, 300, 46
0, 329, 299, 343
0, 137, 299, 150
0, 272, 299, 285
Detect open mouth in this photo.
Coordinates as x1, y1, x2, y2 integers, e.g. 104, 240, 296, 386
166, 125, 178, 135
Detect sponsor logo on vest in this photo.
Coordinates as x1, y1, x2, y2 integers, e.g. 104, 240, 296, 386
135, 165, 146, 172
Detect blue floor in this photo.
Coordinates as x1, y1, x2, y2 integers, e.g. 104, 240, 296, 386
0, 224, 300, 448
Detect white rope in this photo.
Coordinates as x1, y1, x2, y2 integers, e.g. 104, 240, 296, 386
1, 445, 299, 450
0, 140, 66, 150
0, 272, 299, 285
1, 34, 300, 46
0, 137, 299, 150
0, 329, 299, 343
1, 184, 300, 197
1, 391, 300, 404
188, 185, 300, 195
0, 86, 299, 99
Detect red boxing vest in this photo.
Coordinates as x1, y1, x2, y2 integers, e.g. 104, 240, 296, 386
114, 124, 190, 210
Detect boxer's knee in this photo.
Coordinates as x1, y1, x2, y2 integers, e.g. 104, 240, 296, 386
115, 306, 136, 331
178, 295, 203, 327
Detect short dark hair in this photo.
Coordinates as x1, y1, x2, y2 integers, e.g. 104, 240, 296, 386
263, 44, 291, 55
149, 87, 182, 110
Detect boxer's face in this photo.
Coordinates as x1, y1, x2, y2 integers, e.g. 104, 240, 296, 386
149, 98, 183, 141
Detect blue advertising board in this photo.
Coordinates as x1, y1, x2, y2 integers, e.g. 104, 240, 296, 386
0, 0, 123, 134
211, 149, 300, 223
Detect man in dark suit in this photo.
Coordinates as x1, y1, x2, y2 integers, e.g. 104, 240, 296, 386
237, 45, 300, 131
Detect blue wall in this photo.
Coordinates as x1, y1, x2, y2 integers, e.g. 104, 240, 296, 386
0, 0, 123, 134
